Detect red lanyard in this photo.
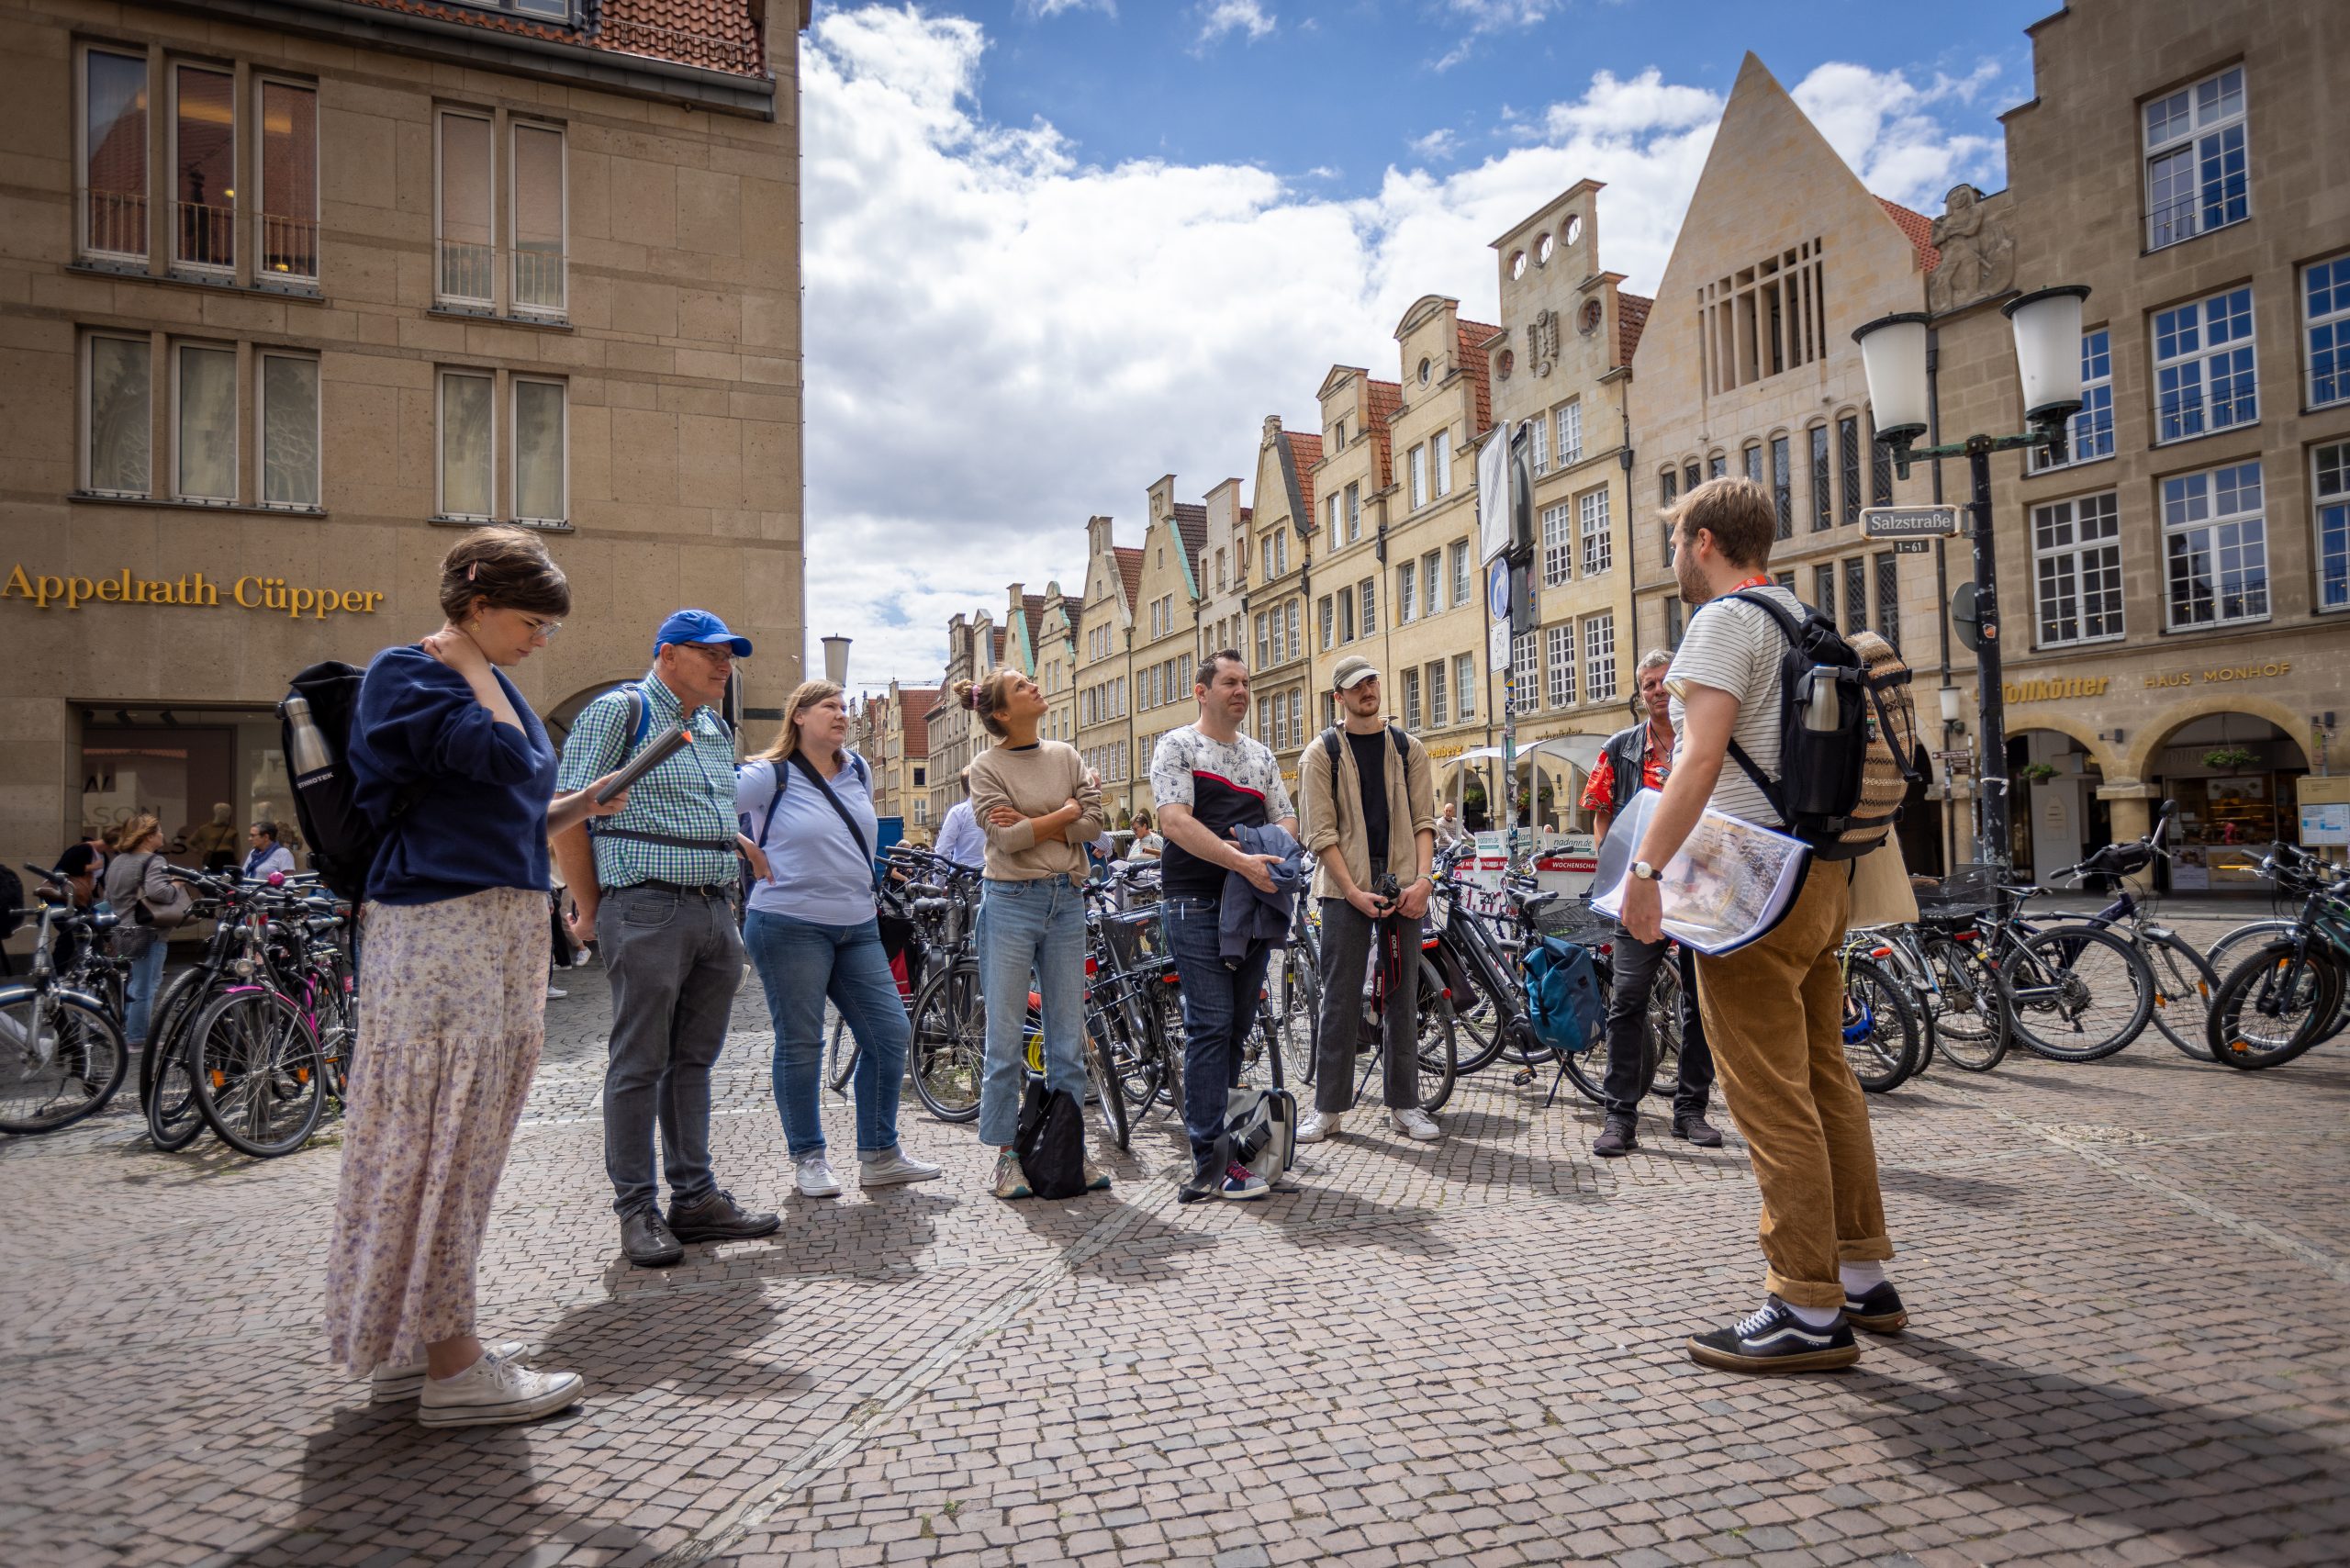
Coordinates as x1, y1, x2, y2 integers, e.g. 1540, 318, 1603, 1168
1729, 575, 1771, 591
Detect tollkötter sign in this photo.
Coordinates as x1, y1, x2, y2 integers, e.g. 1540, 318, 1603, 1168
4, 566, 384, 620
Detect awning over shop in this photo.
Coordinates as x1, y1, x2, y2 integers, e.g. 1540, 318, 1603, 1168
1435, 734, 1606, 772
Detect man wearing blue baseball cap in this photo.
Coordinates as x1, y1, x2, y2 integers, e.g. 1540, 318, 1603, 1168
554, 609, 780, 1267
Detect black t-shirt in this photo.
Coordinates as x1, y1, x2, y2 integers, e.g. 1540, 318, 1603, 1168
1346, 729, 1391, 875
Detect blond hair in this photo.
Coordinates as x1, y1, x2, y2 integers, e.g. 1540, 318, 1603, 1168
755, 679, 846, 768
117, 812, 164, 853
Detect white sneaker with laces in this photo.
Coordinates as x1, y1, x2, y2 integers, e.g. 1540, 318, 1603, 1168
543, 984, 566, 1001
795, 1152, 843, 1198
416, 1352, 585, 1428
371, 1339, 528, 1405
1391, 1107, 1441, 1141
1294, 1108, 1342, 1144
857, 1147, 943, 1186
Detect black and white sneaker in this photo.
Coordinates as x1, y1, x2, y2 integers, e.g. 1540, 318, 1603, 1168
1842, 1280, 1908, 1335
1687, 1297, 1859, 1373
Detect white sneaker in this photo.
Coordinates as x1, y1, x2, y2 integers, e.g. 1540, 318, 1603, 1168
371, 1339, 528, 1404
1391, 1107, 1441, 1141
416, 1352, 584, 1428
795, 1152, 843, 1198
543, 984, 566, 1000
1295, 1109, 1342, 1144
857, 1147, 943, 1187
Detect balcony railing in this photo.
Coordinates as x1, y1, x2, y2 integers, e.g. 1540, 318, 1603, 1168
2147, 186, 2247, 252
256, 213, 319, 285
78, 186, 148, 261
512, 246, 566, 319
173, 200, 235, 271
436, 241, 567, 321
436, 240, 496, 311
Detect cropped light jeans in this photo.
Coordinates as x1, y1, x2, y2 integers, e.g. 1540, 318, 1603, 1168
975, 876, 1090, 1148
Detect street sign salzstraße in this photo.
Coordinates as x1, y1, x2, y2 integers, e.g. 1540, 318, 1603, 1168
1862, 505, 1961, 540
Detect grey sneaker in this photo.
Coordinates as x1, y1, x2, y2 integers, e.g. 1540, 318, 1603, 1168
1083, 1162, 1113, 1192
417, 1351, 585, 1428
371, 1340, 528, 1405
990, 1150, 1033, 1200
795, 1153, 844, 1198
857, 1147, 944, 1187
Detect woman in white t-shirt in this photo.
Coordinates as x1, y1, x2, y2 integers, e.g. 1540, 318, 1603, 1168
1125, 808, 1163, 861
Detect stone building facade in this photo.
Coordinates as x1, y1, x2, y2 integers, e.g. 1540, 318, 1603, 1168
0, 0, 805, 890
1193, 475, 1252, 687
924, 610, 995, 828
1628, 52, 1950, 871
1244, 417, 1320, 790
1072, 516, 1140, 821
1128, 477, 1203, 813
1035, 586, 1078, 751
868, 680, 934, 835
1929, 0, 2350, 886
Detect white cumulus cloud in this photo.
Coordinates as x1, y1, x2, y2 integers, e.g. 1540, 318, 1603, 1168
1196, 0, 1277, 46
797, 7, 2006, 685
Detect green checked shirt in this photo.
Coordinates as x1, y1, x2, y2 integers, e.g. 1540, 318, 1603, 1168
556, 670, 741, 890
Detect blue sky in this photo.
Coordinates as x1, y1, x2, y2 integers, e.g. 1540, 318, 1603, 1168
798, 1, 2050, 687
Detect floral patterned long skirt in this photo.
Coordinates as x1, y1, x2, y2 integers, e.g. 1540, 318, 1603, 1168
325, 886, 548, 1376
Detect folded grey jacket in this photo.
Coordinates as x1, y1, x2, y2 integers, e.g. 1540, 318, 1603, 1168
1220, 822, 1310, 966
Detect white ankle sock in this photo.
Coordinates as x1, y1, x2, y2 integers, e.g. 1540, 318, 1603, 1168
1787, 1301, 1843, 1329
1841, 1260, 1887, 1294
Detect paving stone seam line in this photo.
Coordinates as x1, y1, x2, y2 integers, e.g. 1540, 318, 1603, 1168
1934, 1082, 2350, 1284
650, 1170, 1187, 1566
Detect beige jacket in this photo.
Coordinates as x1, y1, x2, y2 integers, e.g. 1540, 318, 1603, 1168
966, 739, 1106, 884
1294, 723, 1438, 902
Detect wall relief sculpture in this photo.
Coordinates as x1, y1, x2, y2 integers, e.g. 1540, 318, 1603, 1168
1527, 308, 1560, 378
1929, 184, 2015, 315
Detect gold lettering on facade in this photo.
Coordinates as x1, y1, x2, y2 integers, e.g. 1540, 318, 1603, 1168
5, 566, 369, 616
2144, 662, 2290, 688
2003, 675, 2110, 704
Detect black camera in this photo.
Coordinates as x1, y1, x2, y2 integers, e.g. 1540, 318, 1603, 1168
1371, 871, 1401, 911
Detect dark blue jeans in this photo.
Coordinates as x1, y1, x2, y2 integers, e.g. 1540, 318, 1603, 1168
1161, 895, 1274, 1177
743, 909, 912, 1159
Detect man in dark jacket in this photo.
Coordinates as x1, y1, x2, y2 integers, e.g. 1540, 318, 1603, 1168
1581, 648, 1721, 1157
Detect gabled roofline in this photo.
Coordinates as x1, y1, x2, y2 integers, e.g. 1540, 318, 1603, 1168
1490, 180, 1604, 250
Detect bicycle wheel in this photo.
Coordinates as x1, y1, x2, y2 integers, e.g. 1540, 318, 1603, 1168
2207, 942, 2345, 1070
2206, 923, 2350, 1045
908, 965, 982, 1122
1086, 1015, 1130, 1151
2143, 930, 2219, 1061
1100, 987, 1164, 1114
1841, 956, 1921, 1092
140, 967, 207, 1112
1152, 977, 1190, 1104
1267, 946, 1320, 1087
187, 990, 326, 1158
826, 1013, 863, 1094
1644, 954, 1684, 1103
0, 989, 128, 1135
2003, 924, 2153, 1062
1411, 979, 1458, 1114
145, 1037, 206, 1151
1919, 934, 2009, 1071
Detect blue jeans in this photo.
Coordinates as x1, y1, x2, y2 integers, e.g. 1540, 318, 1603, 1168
977, 877, 1089, 1148
124, 937, 168, 1045
1162, 896, 1274, 1176
743, 909, 912, 1160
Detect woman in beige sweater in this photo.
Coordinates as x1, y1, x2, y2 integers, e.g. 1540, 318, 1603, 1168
956, 668, 1109, 1199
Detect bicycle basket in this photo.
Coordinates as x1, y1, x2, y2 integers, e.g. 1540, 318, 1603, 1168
1914, 863, 2000, 919
1102, 910, 1164, 969
1526, 895, 1615, 944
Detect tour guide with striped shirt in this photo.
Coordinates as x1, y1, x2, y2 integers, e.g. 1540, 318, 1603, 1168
553, 610, 781, 1270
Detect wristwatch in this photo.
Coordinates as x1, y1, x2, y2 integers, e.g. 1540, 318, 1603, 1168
1630, 860, 1663, 882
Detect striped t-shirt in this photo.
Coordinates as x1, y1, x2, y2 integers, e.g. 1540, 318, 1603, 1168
1665, 586, 1804, 829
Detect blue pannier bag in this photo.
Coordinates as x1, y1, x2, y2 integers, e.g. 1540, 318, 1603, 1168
1524, 937, 1606, 1056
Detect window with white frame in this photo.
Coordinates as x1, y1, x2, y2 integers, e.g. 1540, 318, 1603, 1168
257, 350, 319, 508
1338, 590, 1355, 643
1432, 428, 1451, 497
2032, 492, 2124, 646
1530, 413, 1550, 476
2306, 255, 2350, 409
1326, 494, 1339, 536
1428, 660, 1448, 727
436, 110, 495, 308
2163, 461, 2267, 628
2144, 65, 2247, 251
438, 368, 495, 521
1345, 484, 1361, 543
1512, 631, 1539, 713
79, 48, 149, 263
1274, 529, 1289, 577
1254, 611, 1270, 669
1408, 443, 1427, 510
1396, 563, 1416, 623
1555, 399, 1582, 467
172, 64, 235, 274
512, 376, 566, 524
1318, 595, 1334, 650
1285, 600, 1300, 663
1456, 653, 1476, 719
1583, 612, 1617, 703
510, 120, 565, 318
1544, 624, 1575, 709
1450, 540, 1472, 605
173, 341, 236, 502
256, 78, 319, 282
2316, 442, 2349, 612
1579, 488, 1612, 577
2034, 330, 2116, 471
1403, 667, 1422, 730
2154, 287, 2256, 442
84, 332, 151, 498
1359, 578, 1376, 635
1541, 501, 1573, 588
1423, 551, 1440, 616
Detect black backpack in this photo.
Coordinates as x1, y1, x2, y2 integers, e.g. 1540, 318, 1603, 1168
1319, 724, 1410, 798
1013, 1080, 1087, 1199
282, 660, 422, 903
1717, 590, 1919, 864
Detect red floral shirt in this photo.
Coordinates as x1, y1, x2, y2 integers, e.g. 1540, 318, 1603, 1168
1580, 722, 1673, 816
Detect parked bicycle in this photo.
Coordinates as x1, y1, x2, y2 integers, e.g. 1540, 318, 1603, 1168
0, 875, 129, 1136
2204, 841, 2350, 1070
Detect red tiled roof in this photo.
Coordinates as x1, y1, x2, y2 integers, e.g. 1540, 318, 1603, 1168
1874, 196, 1942, 274
1021, 593, 1047, 656
341, 0, 768, 77
1455, 319, 1500, 435
900, 689, 937, 760
1283, 431, 1323, 532
1171, 502, 1209, 571
1114, 546, 1146, 612
989, 627, 1006, 665
1365, 380, 1402, 490
1616, 292, 1653, 366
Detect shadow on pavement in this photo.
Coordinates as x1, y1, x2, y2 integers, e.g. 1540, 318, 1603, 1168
1877, 1164, 2019, 1210
536, 1292, 816, 1404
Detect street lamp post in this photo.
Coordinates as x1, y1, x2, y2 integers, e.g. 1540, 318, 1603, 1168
1852, 284, 2090, 874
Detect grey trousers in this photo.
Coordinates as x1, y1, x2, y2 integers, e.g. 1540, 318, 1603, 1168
597, 884, 744, 1217
1312, 898, 1421, 1116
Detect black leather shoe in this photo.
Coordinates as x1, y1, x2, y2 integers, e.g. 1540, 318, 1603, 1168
1842, 1280, 1908, 1334
666, 1188, 780, 1243
1673, 1114, 1725, 1148
621, 1208, 683, 1269
1593, 1116, 1638, 1158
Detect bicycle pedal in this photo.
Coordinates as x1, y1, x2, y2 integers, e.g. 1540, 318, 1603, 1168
1511, 1068, 1534, 1086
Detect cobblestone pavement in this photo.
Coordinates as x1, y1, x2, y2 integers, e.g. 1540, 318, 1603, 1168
5, 914, 2348, 1568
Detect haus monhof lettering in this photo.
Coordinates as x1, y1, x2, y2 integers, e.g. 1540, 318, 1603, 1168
3, 566, 384, 619
2143, 660, 2290, 689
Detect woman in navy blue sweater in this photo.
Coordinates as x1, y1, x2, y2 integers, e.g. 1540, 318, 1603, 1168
324, 527, 630, 1429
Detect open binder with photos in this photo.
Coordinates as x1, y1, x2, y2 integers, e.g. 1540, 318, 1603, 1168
1588, 789, 1810, 956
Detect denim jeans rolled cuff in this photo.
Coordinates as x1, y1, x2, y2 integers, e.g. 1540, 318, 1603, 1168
976, 876, 1090, 1149
1161, 896, 1272, 1172
123, 937, 168, 1045
599, 883, 743, 1216
744, 908, 913, 1160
